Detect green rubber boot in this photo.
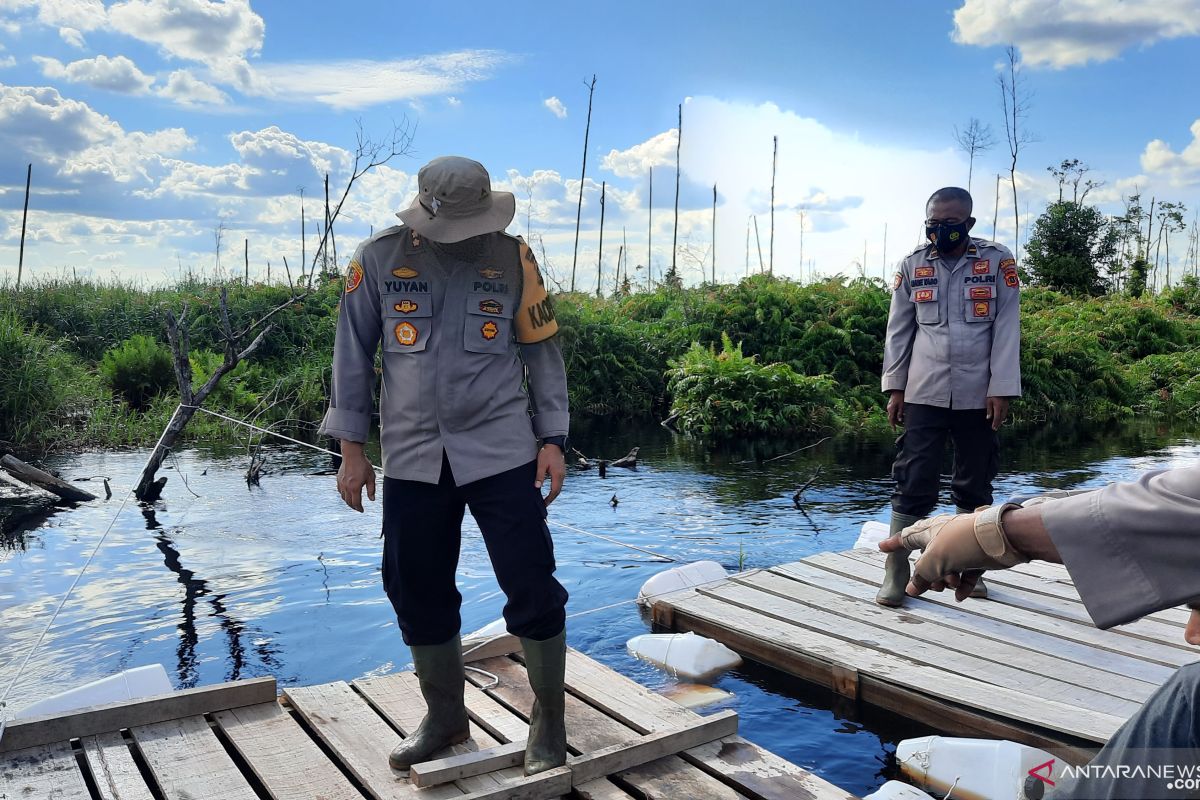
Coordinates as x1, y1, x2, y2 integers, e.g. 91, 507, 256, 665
388, 638, 470, 771
876, 512, 921, 607
521, 629, 567, 775
957, 507, 988, 598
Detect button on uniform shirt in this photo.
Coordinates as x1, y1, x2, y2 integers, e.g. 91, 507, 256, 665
318, 226, 568, 485
881, 237, 1022, 409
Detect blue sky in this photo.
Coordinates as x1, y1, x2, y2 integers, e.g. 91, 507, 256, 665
0, 0, 1198, 289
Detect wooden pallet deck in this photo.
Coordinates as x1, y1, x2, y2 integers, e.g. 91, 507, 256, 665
0, 637, 854, 800
651, 548, 1200, 764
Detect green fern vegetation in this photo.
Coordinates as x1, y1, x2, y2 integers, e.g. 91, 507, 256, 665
1, 269, 1199, 451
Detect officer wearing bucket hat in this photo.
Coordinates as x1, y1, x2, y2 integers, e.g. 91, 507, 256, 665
319, 156, 570, 775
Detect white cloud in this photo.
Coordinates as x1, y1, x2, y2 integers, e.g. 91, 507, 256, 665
446, 96, 461, 107
158, 69, 229, 107
1141, 119, 1200, 186
106, 0, 265, 62
543, 96, 567, 119
953, 0, 1200, 68
250, 50, 512, 110
0, 55, 14, 68
59, 26, 86, 47
34, 54, 155, 94
0, 0, 108, 31
602, 129, 677, 178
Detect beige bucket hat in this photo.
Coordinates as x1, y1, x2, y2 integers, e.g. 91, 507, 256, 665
396, 156, 516, 243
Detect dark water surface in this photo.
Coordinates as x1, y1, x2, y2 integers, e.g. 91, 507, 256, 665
2, 419, 1198, 796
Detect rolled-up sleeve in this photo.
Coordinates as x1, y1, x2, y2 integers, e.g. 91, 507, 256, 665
318, 244, 381, 443
1040, 465, 1200, 628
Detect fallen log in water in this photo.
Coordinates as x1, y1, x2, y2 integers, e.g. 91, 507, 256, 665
1, 454, 98, 502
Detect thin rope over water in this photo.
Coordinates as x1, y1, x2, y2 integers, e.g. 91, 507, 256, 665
0, 403, 694, 741
0, 405, 185, 746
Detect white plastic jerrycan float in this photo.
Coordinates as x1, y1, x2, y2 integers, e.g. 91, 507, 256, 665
897, 736, 1060, 800
637, 560, 728, 606
627, 631, 742, 682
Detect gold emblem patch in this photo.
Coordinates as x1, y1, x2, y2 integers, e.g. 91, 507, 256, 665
481, 320, 499, 341
394, 300, 419, 314
915, 266, 935, 278
394, 321, 418, 346
479, 299, 503, 315
345, 261, 363, 293
974, 301, 991, 317
478, 267, 503, 280
392, 267, 419, 279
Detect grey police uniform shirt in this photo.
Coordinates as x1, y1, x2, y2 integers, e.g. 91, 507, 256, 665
881, 237, 1022, 408
318, 225, 569, 486
1039, 465, 1200, 629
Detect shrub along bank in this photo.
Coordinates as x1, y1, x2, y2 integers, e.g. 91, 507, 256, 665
2, 273, 1198, 450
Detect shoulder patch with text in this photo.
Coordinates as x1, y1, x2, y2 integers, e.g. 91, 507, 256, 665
515, 240, 558, 343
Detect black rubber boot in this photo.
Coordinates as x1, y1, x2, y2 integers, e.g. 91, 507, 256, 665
521, 629, 567, 775
957, 506, 988, 598
388, 638, 470, 771
876, 512, 921, 607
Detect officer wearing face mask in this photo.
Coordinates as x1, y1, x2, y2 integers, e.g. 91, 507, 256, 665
877, 186, 1022, 607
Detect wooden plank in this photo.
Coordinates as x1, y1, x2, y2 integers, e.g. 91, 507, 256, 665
658, 591, 1100, 761
130, 715, 259, 800
771, 560, 1177, 685
213, 701, 362, 800
844, 549, 1193, 649
721, 570, 1153, 709
353, 672, 519, 793
81, 732, 156, 800
661, 589, 1124, 742
0, 740, 91, 799
806, 552, 1196, 668
456, 767, 572, 800
1, 454, 97, 501
462, 635, 521, 663
469, 656, 745, 799
569, 710, 739, 785
987, 560, 1190, 627
1, 676, 277, 753
561, 650, 857, 800
285, 681, 448, 800
0, 468, 58, 502
457, 675, 633, 800
410, 743, 524, 788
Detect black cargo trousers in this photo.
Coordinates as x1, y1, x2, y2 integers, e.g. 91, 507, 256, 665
381, 451, 568, 646
890, 402, 999, 518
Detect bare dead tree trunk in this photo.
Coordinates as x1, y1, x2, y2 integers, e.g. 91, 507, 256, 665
992, 173, 1001, 240
571, 74, 597, 293
1146, 196, 1156, 263
712, 183, 717, 284
17, 164, 30, 291
613, 244, 623, 295
671, 103, 682, 283
136, 288, 280, 501
998, 46, 1032, 260
621, 226, 628, 292
597, 180, 606, 297
769, 135, 777, 275
753, 215, 765, 273
299, 188, 306, 284
244, 238, 249, 284
647, 166, 653, 287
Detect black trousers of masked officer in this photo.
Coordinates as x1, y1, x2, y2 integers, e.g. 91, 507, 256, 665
891, 402, 999, 518
381, 452, 569, 646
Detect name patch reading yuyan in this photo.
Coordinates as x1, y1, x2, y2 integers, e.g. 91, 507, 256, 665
473, 280, 509, 293
384, 280, 430, 292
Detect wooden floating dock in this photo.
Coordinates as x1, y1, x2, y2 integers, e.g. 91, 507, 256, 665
652, 548, 1200, 764
0, 636, 854, 799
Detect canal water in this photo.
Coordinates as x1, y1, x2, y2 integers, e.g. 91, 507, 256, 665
2, 419, 1197, 796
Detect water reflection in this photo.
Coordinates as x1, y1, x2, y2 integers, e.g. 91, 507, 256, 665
142, 505, 282, 688
0, 419, 1196, 797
